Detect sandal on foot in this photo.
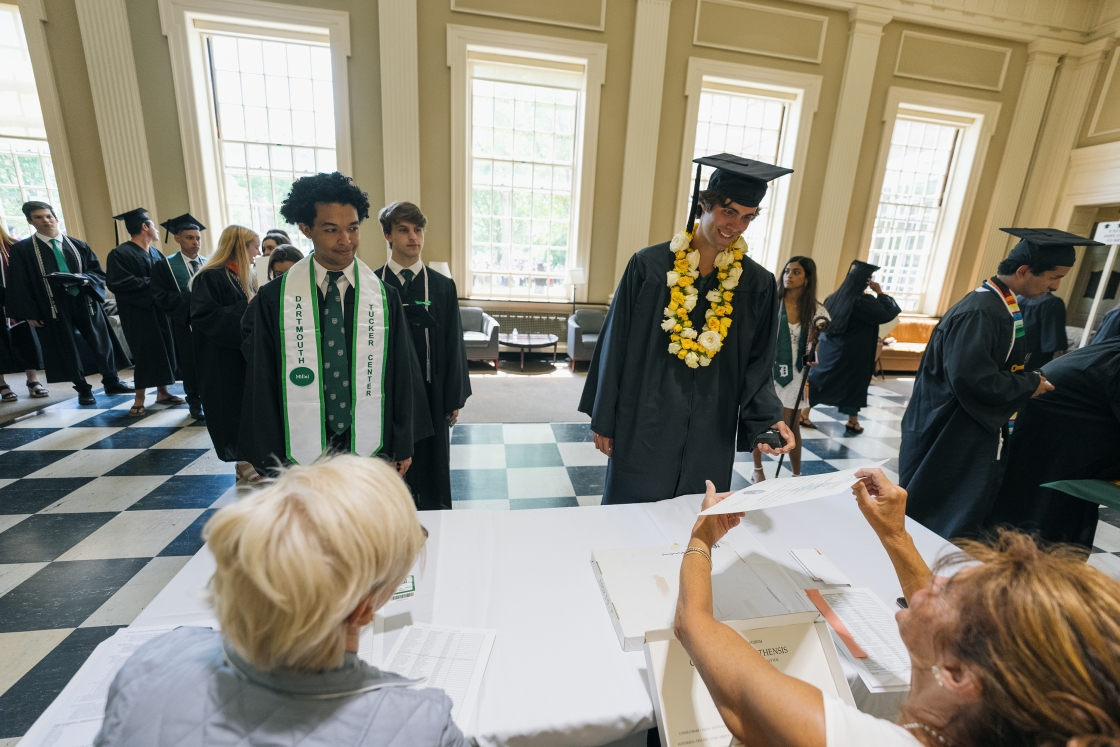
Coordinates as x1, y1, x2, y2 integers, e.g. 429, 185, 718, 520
128, 405, 146, 417
799, 416, 817, 429
751, 467, 767, 484
156, 395, 186, 406
26, 381, 48, 398
0, 386, 16, 403
236, 462, 262, 483
845, 421, 864, 434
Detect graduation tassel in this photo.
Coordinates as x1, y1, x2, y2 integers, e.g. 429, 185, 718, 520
685, 163, 702, 235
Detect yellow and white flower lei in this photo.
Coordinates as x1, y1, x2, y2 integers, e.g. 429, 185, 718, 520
661, 231, 746, 369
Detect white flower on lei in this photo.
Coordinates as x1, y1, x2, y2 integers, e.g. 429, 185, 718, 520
705, 288, 723, 304
698, 355, 711, 367
661, 317, 676, 332
698, 330, 723, 353
681, 327, 698, 339
666, 270, 680, 286
684, 351, 700, 368
682, 292, 698, 311
668, 341, 682, 355
705, 309, 715, 320
713, 250, 734, 269
670, 233, 689, 252
723, 265, 743, 289
687, 251, 700, 272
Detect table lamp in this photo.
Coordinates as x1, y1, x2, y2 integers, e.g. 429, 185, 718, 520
566, 267, 587, 316
429, 261, 452, 279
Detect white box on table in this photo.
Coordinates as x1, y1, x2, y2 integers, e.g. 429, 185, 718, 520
644, 612, 856, 747
591, 543, 793, 651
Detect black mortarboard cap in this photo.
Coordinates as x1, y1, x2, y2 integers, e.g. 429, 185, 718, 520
112, 208, 150, 244
159, 213, 206, 242
999, 227, 1103, 269
686, 153, 793, 233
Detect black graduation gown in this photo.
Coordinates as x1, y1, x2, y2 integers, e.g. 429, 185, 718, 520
151, 255, 202, 404
578, 242, 783, 504
900, 284, 1040, 539
1017, 292, 1066, 366
808, 293, 900, 411
6, 235, 120, 386
106, 242, 176, 388
238, 272, 431, 473
0, 242, 43, 374
190, 268, 248, 461
375, 265, 471, 511
1094, 307, 1120, 345
983, 340, 1120, 549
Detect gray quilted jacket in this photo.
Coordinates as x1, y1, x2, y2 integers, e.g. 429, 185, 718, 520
94, 626, 468, 747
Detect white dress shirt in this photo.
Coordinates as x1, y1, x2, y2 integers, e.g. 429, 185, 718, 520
35, 231, 62, 245
386, 257, 424, 286
314, 257, 356, 298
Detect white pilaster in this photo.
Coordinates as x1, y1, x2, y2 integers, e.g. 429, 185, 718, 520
378, 0, 421, 205
969, 40, 1066, 287
809, 7, 892, 292
1018, 37, 1114, 228
17, 0, 85, 239
73, 0, 158, 224
612, 0, 673, 281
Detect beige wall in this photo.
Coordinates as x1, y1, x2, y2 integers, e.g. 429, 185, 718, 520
1078, 48, 1120, 148
27, 0, 1120, 308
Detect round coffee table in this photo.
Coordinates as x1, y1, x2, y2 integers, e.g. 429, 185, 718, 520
498, 333, 559, 371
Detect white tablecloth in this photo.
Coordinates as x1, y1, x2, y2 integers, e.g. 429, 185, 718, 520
126, 493, 953, 746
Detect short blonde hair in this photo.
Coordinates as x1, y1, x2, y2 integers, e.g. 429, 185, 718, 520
203, 455, 425, 672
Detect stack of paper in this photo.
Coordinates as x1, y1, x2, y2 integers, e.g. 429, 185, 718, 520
808, 587, 910, 692
592, 542, 803, 651
644, 613, 855, 747
382, 623, 496, 728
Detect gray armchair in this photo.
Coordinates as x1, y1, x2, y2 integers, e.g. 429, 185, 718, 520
460, 306, 500, 368
567, 308, 605, 371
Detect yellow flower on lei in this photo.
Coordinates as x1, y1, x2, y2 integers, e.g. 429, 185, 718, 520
663, 231, 746, 368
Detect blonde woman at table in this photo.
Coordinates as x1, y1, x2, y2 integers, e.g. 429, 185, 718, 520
674, 469, 1120, 746
93, 455, 467, 747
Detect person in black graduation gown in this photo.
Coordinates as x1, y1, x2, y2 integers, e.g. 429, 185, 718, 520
808, 261, 900, 433
6, 201, 133, 405
106, 208, 182, 416
984, 339, 1120, 550
191, 224, 260, 482
901, 228, 1102, 539
1093, 306, 1120, 344
374, 201, 471, 511
0, 222, 47, 401
151, 213, 207, 420
1017, 291, 1067, 366
239, 172, 430, 477
580, 154, 794, 504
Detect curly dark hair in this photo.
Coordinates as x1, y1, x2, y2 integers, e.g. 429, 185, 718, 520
279, 172, 370, 227
997, 256, 1062, 277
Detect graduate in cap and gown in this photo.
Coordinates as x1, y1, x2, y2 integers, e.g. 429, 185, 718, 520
151, 213, 207, 419
983, 338, 1120, 550
239, 172, 431, 478
901, 228, 1101, 539
374, 201, 470, 511
808, 260, 900, 433
579, 154, 794, 504
0, 221, 46, 401
6, 200, 133, 405
107, 208, 183, 416
1017, 291, 1068, 365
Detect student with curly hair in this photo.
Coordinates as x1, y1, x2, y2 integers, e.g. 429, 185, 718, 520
239, 172, 430, 476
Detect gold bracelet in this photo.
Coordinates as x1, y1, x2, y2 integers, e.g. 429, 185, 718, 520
683, 546, 712, 568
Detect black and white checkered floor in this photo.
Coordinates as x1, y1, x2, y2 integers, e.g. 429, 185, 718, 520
2, 381, 1120, 744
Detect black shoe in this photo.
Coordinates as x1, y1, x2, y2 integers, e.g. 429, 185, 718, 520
103, 381, 136, 395
77, 390, 96, 406
189, 406, 205, 420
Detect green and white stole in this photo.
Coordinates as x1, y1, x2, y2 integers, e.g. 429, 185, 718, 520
280, 256, 390, 465
773, 304, 808, 386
